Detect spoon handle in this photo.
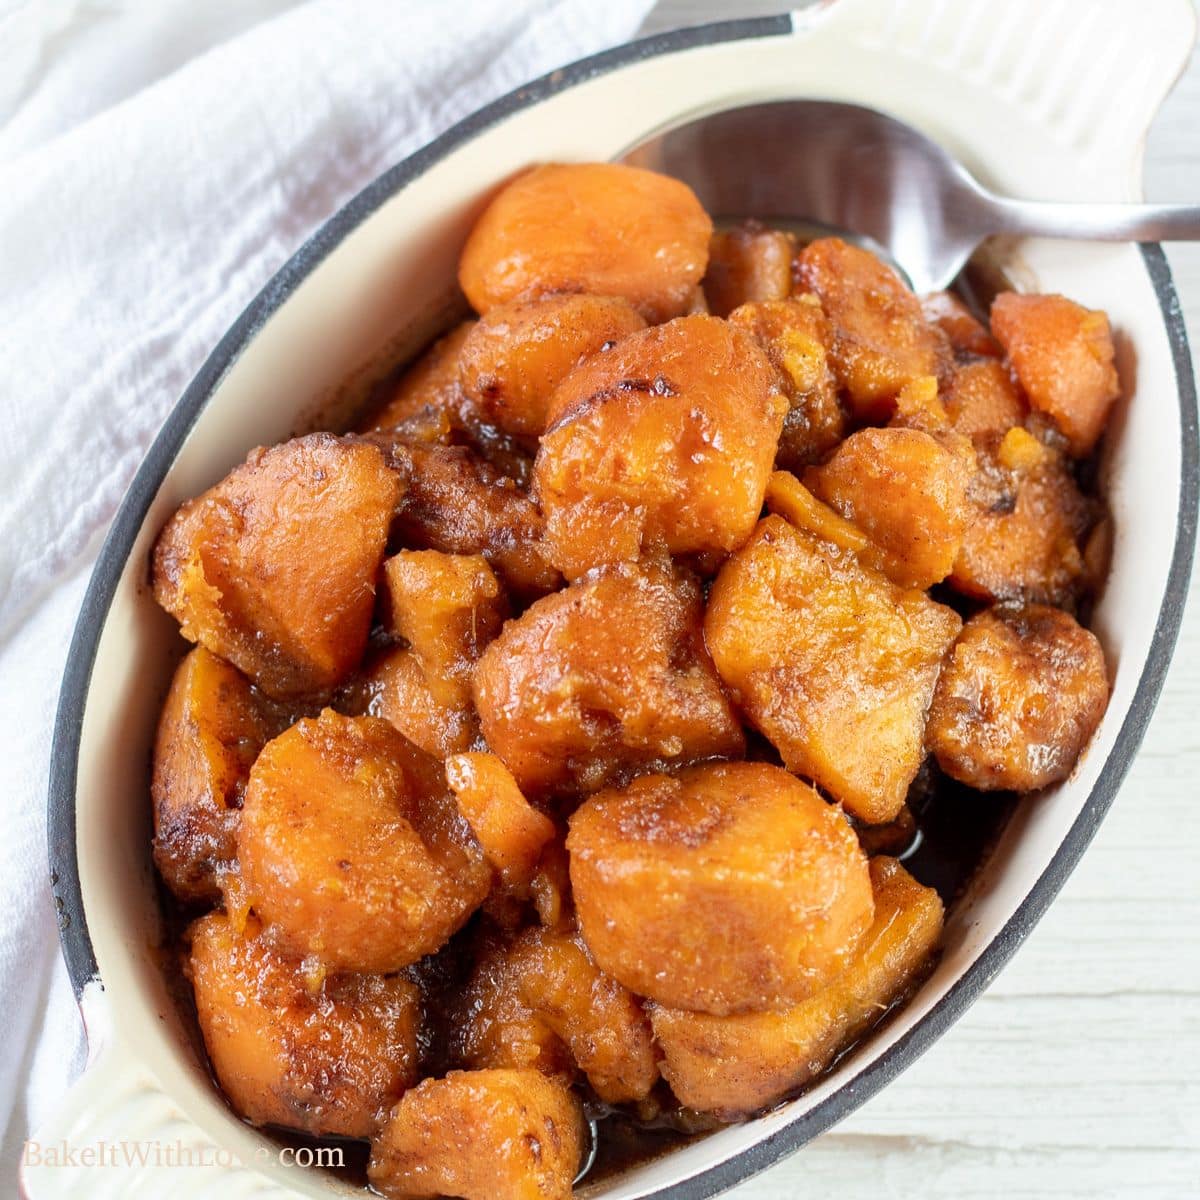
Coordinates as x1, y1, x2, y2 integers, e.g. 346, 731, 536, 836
986, 197, 1200, 243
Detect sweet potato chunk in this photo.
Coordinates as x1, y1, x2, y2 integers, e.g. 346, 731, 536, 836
446, 752, 555, 890
358, 647, 468, 763
927, 605, 1108, 791
457, 925, 658, 1103
728, 296, 844, 471
238, 711, 489, 972
941, 358, 1026, 442
951, 439, 1093, 605
188, 911, 419, 1136
151, 647, 289, 903
567, 762, 874, 1015
152, 648, 288, 902
765, 469, 906, 586
705, 516, 962, 823
364, 551, 507, 758
392, 442, 559, 598
368, 1068, 584, 1200
703, 224, 795, 317
991, 292, 1120, 456
651, 857, 942, 1116
459, 162, 712, 323
473, 560, 744, 798
152, 434, 400, 699
796, 238, 941, 420
534, 315, 786, 579
806, 426, 973, 589
921, 292, 1002, 359
459, 295, 645, 438
361, 321, 477, 434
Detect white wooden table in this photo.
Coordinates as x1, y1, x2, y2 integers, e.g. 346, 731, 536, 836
641, 5, 1200, 1197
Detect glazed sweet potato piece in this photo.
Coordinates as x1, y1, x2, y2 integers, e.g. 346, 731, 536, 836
459, 162, 712, 323
188, 912, 420, 1136
805, 426, 974, 589
151, 647, 290, 903
651, 857, 943, 1116
951, 434, 1093, 606
991, 292, 1120, 456
361, 321, 478, 434
728, 296, 844, 471
446, 752, 555, 890
705, 516, 962, 824
796, 238, 942, 420
454, 929, 569, 1080
567, 762, 874, 1015
358, 647, 467, 763
702, 224, 795, 317
927, 605, 1108, 791
392, 441, 559, 598
534, 315, 786, 579
921, 292, 1002, 359
364, 551, 507, 758
473, 559, 744, 798
368, 1068, 584, 1200
152, 434, 400, 699
941, 357, 1027, 442
457, 925, 658, 1103
238, 711, 489, 972
765, 469, 908, 586
459, 294, 645, 438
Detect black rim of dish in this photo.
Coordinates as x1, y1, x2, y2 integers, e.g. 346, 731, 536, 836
45, 14, 1198, 1200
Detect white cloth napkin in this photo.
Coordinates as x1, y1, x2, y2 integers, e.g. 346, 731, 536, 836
0, 0, 654, 1181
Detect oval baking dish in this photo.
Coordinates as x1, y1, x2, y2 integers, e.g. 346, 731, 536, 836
34, 2, 1198, 1198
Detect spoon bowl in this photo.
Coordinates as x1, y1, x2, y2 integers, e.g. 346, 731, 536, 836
623, 99, 1200, 293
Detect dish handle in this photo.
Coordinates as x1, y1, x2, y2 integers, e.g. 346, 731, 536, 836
795, 0, 1198, 191
20, 983, 289, 1199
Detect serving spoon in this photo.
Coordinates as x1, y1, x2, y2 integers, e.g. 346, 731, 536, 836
622, 99, 1200, 294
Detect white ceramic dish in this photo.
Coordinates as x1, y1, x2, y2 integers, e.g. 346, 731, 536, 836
28, 1, 1199, 1197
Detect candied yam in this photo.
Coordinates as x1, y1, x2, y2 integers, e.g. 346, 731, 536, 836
650, 857, 943, 1116
459, 295, 645, 438
534, 315, 786, 579
728, 296, 844, 471
454, 929, 569, 1079
567, 762, 874, 1016
237, 711, 489, 972
703, 224, 795, 317
459, 162, 712, 323
366, 551, 507, 757
368, 1068, 584, 1200
991, 292, 1120, 456
705, 516, 962, 824
392, 441, 559, 598
921, 292, 1002, 359
890, 373, 951, 434
805, 426, 973, 589
446, 752, 555, 890
927, 605, 1108, 791
950, 445, 1093, 605
360, 644, 473, 759
942, 358, 1027, 442
361, 321, 477, 434
152, 434, 400, 699
473, 559, 744, 798
457, 926, 658, 1103
765, 469, 899, 581
381, 550, 505, 661
151, 647, 288, 903
530, 838, 572, 930
188, 912, 419, 1137
796, 238, 942, 420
